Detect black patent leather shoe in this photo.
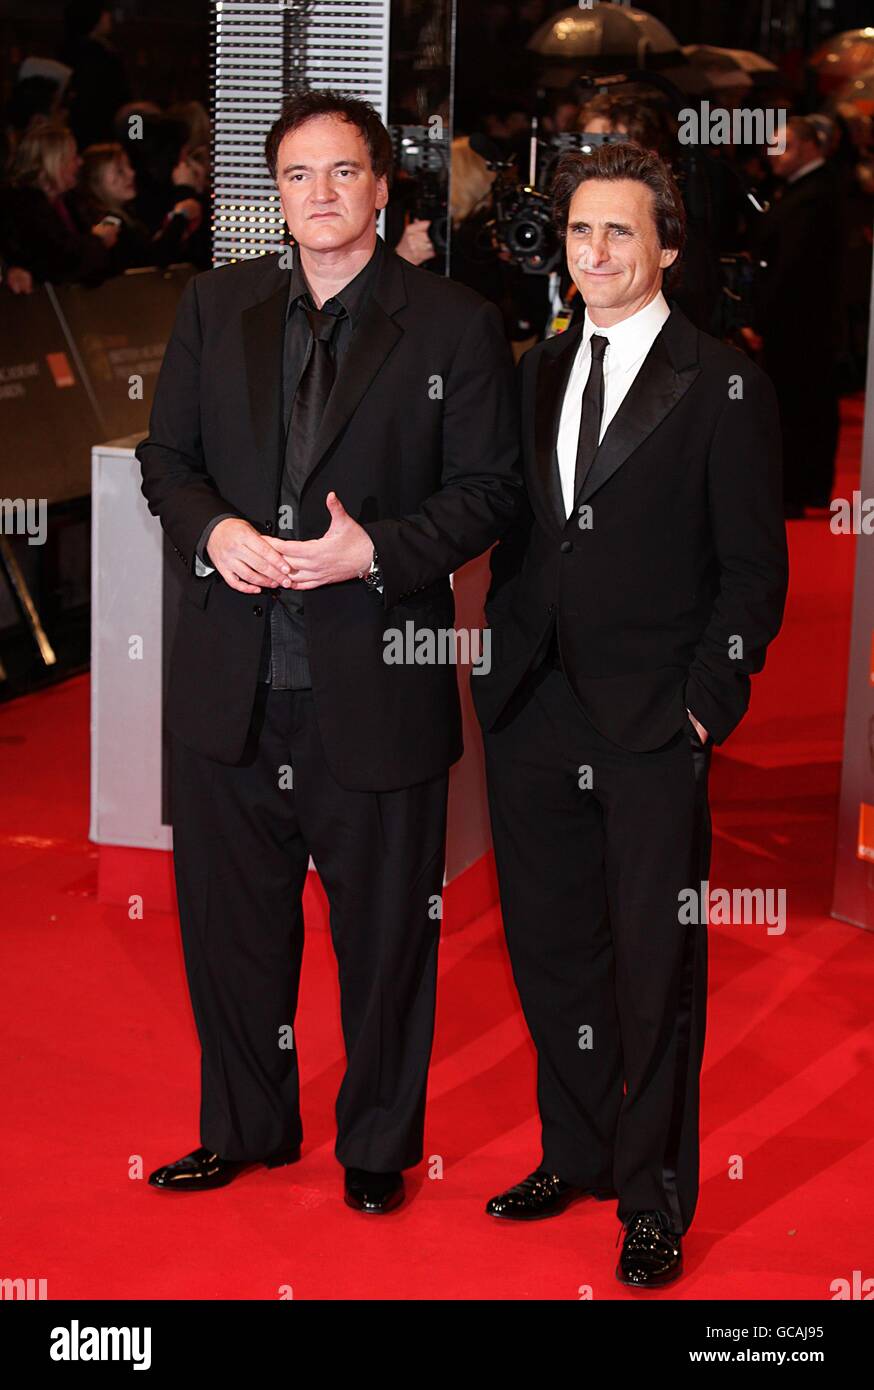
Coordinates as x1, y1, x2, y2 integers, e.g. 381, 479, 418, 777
616, 1210, 683, 1287
148, 1143, 300, 1192
486, 1169, 617, 1221
344, 1168, 404, 1214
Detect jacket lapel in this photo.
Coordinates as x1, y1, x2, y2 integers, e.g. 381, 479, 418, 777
532, 322, 583, 531
574, 305, 700, 510
241, 261, 288, 505
240, 243, 407, 506
301, 270, 404, 494
301, 293, 402, 494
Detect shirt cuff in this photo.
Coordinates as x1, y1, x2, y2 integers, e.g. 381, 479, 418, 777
195, 512, 237, 575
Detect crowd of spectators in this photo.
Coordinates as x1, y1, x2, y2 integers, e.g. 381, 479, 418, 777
0, 2, 209, 294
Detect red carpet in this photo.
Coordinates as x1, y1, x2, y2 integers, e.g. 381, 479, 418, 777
1, 396, 872, 1300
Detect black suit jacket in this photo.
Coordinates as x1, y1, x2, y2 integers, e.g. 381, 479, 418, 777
754, 164, 843, 357
137, 239, 521, 788
472, 304, 788, 749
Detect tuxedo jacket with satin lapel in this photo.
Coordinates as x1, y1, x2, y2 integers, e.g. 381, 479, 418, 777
137, 240, 521, 788
472, 302, 789, 749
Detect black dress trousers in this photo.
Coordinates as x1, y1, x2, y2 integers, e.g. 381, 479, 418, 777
483, 661, 712, 1235
170, 683, 448, 1172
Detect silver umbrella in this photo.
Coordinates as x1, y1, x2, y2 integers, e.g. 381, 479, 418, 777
528, 3, 680, 63
682, 45, 779, 92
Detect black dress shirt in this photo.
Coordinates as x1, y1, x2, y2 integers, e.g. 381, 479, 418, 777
196, 234, 385, 689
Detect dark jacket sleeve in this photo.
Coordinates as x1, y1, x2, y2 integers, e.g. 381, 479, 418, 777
136, 275, 243, 570
481, 353, 532, 624
684, 365, 789, 743
361, 298, 523, 609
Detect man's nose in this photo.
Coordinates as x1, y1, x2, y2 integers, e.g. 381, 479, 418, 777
311, 175, 337, 202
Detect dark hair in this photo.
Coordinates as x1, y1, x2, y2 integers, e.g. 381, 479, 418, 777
122, 114, 188, 188
265, 89, 393, 184
80, 141, 127, 197
63, 0, 106, 40
551, 140, 686, 260
787, 115, 821, 150
8, 76, 60, 133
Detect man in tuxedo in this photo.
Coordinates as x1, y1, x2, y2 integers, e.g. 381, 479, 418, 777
472, 143, 788, 1285
753, 116, 843, 514
137, 90, 519, 1214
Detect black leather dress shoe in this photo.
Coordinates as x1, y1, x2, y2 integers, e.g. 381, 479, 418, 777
344, 1168, 404, 1214
616, 1210, 683, 1287
486, 1169, 617, 1220
148, 1143, 300, 1192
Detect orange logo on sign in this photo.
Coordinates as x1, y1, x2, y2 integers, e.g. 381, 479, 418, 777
45, 352, 75, 388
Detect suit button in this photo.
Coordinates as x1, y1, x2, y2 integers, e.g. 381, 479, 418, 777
547, 603, 555, 615
253, 604, 263, 617
560, 540, 573, 553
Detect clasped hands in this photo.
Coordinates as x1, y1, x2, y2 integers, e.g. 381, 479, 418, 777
206, 493, 373, 596
207, 500, 710, 741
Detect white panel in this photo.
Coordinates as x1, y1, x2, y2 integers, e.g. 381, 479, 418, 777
90, 440, 172, 851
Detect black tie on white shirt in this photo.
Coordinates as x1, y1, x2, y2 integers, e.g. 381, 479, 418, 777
573, 333, 609, 504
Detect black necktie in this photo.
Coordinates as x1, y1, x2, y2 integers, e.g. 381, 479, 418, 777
277, 305, 340, 614
287, 306, 340, 486
573, 333, 608, 504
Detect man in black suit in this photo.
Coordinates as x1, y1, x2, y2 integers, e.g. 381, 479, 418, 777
472, 143, 788, 1285
753, 116, 843, 514
137, 90, 519, 1214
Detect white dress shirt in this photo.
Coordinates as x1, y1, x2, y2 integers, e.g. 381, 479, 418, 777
555, 291, 671, 518
787, 156, 825, 184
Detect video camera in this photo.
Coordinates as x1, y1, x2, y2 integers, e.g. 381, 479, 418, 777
388, 124, 451, 256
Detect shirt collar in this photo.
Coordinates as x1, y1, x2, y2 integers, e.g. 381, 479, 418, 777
287, 233, 383, 326
787, 157, 826, 185
581, 290, 670, 368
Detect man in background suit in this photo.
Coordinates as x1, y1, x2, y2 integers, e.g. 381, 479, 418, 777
753, 116, 843, 514
473, 143, 788, 1285
137, 90, 519, 1214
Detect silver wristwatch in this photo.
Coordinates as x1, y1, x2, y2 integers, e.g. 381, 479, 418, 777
360, 548, 383, 593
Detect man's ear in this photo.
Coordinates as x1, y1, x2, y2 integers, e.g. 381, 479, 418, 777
659, 245, 679, 270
